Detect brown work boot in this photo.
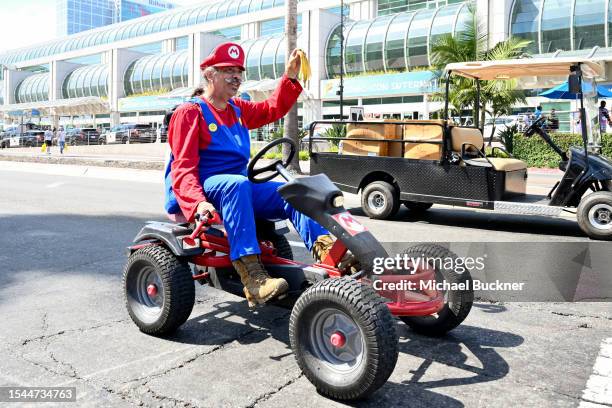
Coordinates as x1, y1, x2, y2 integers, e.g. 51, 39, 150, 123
232, 255, 289, 308
312, 234, 361, 272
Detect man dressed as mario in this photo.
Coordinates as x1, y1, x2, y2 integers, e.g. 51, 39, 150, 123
165, 42, 349, 308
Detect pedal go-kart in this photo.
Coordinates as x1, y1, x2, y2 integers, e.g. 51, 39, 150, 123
123, 138, 474, 400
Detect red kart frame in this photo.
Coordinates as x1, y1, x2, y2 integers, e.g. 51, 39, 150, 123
131, 216, 445, 318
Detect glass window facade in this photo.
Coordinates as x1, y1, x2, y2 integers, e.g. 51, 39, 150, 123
364, 16, 393, 72
324, 3, 468, 77
214, 27, 242, 40
541, 0, 573, 53
345, 21, 373, 74
574, 0, 606, 50
511, 0, 611, 53
62, 64, 108, 99
123, 51, 188, 96
239, 33, 304, 81
2, 0, 291, 66
15, 73, 50, 103
260, 16, 302, 37
378, 0, 464, 16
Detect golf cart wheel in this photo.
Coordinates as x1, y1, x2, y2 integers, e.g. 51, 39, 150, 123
403, 201, 433, 212
361, 181, 400, 220
123, 245, 194, 335
289, 278, 398, 400
577, 191, 612, 240
400, 244, 473, 337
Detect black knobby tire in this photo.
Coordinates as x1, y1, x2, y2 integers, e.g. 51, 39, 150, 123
403, 201, 433, 212
268, 234, 293, 260
361, 181, 400, 220
123, 245, 195, 335
289, 278, 398, 400
400, 244, 473, 337
577, 191, 612, 240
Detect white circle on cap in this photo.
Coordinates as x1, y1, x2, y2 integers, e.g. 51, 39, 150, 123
228, 46, 240, 59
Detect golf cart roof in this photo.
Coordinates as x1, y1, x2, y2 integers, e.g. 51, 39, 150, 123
445, 58, 604, 80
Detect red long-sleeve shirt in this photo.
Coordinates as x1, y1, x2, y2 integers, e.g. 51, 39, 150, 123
168, 74, 303, 221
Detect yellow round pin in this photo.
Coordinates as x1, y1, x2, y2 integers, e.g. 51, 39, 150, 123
208, 123, 218, 132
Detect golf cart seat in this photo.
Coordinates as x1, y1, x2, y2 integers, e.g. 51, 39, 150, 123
450, 127, 527, 172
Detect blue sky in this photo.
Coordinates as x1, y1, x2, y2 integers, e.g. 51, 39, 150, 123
0, 0, 200, 54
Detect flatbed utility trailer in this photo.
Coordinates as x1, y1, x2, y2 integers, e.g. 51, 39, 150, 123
309, 58, 612, 240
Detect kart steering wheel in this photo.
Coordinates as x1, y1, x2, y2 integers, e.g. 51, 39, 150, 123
248, 137, 297, 183
524, 116, 547, 137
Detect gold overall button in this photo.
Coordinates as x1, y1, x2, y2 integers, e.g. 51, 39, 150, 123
208, 123, 218, 132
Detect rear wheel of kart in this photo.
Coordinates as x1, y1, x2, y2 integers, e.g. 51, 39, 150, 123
403, 201, 433, 213
122, 136, 128, 144
124, 245, 194, 335
400, 244, 473, 337
290, 278, 398, 400
361, 181, 400, 220
577, 191, 612, 240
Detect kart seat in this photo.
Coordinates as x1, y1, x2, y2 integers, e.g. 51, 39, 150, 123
450, 127, 527, 172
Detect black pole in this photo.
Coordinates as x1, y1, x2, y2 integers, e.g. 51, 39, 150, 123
475, 79, 481, 129
338, 0, 345, 121
577, 71, 589, 159
444, 71, 451, 121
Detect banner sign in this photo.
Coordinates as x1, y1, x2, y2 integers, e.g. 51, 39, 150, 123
118, 95, 186, 112
321, 71, 438, 99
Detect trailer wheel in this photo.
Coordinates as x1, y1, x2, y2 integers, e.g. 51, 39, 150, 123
290, 278, 398, 400
577, 191, 612, 240
124, 245, 195, 335
403, 201, 433, 213
400, 244, 473, 336
361, 181, 400, 220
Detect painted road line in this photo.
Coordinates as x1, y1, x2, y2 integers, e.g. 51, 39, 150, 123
580, 337, 612, 407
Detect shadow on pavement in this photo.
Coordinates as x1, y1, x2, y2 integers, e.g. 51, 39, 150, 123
347, 206, 584, 238
172, 298, 522, 407
0, 213, 167, 296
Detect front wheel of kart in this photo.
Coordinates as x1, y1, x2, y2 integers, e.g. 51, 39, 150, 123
361, 181, 400, 220
289, 278, 398, 400
577, 191, 612, 240
123, 245, 195, 335
400, 244, 473, 337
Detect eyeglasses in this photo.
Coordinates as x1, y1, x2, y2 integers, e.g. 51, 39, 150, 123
216, 67, 243, 77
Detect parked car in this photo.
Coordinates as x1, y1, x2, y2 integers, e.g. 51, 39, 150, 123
1, 130, 45, 148
102, 124, 155, 144
65, 128, 101, 145
483, 116, 518, 142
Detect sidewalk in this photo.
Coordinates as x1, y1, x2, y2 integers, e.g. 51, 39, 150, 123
0, 143, 562, 176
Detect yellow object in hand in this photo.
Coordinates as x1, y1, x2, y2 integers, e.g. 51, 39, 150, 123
297, 49, 311, 83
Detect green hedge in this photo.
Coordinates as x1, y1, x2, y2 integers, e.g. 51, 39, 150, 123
513, 133, 612, 168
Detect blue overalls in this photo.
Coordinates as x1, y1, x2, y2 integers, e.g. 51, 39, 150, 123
165, 98, 328, 261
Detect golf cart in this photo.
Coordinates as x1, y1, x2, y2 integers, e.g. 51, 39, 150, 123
308, 58, 612, 240
123, 138, 474, 400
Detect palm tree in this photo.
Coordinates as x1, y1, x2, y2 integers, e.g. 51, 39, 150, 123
430, 4, 531, 128
283, 0, 300, 173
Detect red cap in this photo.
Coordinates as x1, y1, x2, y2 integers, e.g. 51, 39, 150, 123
200, 42, 245, 71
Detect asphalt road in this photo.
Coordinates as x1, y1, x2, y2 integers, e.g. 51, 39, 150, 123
0, 162, 610, 407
